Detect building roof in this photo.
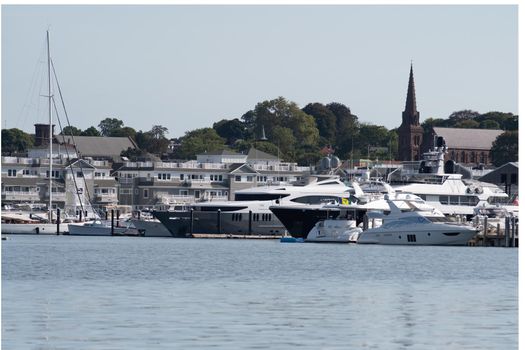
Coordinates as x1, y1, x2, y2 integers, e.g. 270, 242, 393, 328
433, 127, 504, 150
198, 149, 243, 156
246, 148, 279, 161
56, 135, 137, 158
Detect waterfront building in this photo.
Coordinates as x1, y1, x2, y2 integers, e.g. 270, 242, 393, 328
1, 156, 117, 213
114, 148, 311, 208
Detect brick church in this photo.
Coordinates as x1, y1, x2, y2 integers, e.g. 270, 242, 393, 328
397, 65, 503, 166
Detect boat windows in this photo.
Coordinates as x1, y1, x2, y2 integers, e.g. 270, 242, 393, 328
234, 193, 290, 201
198, 206, 248, 212
487, 196, 510, 205
290, 195, 341, 205
407, 234, 417, 242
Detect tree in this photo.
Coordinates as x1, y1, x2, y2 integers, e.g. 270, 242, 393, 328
176, 128, 226, 159
326, 102, 359, 157
271, 126, 296, 161
448, 110, 479, 124
454, 119, 480, 129
1, 128, 34, 155
479, 120, 500, 129
302, 103, 337, 145
151, 125, 169, 139
213, 119, 245, 145
60, 126, 82, 136
98, 117, 124, 136
111, 126, 137, 139
81, 126, 101, 136
490, 131, 518, 167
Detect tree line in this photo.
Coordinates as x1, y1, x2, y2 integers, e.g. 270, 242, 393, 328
1, 98, 518, 167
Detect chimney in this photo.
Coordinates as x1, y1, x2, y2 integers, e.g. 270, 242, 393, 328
34, 123, 55, 146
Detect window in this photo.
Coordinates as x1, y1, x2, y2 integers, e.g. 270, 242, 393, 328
511, 173, 517, 184
76, 171, 84, 178
144, 189, 149, 198
120, 188, 132, 195
407, 234, 417, 243
501, 174, 508, 184
7, 169, 17, 177
247, 176, 253, 182
235, 175, 242, 182
180, 190, 188, 196
46, 170, 60, 178
180, 174, 184, 180
158, 173, 171, 180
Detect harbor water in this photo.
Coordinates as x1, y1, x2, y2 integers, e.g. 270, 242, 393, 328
2, 235, 518, 349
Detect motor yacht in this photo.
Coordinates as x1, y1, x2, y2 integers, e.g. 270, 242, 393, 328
357, 198, 478, 245
153, 176, 352, 237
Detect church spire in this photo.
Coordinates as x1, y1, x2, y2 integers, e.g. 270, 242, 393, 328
404, 63, 418, 120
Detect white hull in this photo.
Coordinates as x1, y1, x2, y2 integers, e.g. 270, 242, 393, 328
130, 219, 173, 237
305, 220, 362, 243
1, 223, 69, 235
68, 222, 140, 236
357, 225, 477, 245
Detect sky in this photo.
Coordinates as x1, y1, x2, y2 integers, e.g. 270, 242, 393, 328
1, 5, 518, 139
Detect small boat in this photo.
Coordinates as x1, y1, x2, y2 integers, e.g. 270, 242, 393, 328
68, 220, 141, 236
305, 220, 362, 243
357, 199, 478, 245
1, 212, 69, 234
280, 236, 304, 243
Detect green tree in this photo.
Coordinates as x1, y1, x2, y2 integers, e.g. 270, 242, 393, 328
81, 126, 101, 136
454, 119, 480, 128
302, 103, 337, 145
98, 117, 124, 136
111, 126, 137, 139
177, 128, 226, 159
213, 119, 245, 145
326, 102, 359, 157
151, 125, 169, 139
479, 120, 500, 129
271, 126, 296, 161
490, 131, 518, 167
1, 128, 34, 155
60, 126, 82, 136
448, 110, 479, 124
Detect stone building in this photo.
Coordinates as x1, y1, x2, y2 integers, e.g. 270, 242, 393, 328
397, 64, 424, 161
422, 127, 504, 166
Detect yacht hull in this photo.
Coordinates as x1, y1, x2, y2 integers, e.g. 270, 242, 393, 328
357, 226, 477, 245
1, 223, 69, 235
153, 210, 286, 237
130, 219, 173, 237
68, 223, 140, 236
269, 206, 342, 239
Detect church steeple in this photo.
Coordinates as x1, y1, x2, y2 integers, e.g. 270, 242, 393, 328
398, 63, 424, 161
404, 63, 419, 119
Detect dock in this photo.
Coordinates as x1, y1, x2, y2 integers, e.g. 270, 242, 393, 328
191, 233, 280, 239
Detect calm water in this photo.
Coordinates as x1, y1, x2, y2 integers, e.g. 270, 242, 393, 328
2, 235, 518, 349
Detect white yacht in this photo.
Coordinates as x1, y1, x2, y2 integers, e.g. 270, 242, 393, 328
154, 176, 352, 237
270, 181, 431, 239
68, 220, 141, 236
386, 139, 512, 217
357, 199, 478, 245
305, 220, 362, 243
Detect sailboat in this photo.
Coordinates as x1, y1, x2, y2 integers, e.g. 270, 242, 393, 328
2, 31, 70, 234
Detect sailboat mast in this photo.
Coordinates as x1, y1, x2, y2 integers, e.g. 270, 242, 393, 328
47, 30, 53, 221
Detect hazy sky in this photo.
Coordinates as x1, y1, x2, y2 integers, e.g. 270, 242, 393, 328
1, 5, 518, 138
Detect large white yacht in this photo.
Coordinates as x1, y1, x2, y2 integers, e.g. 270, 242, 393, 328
270, 182, 431, 239
386, 139, 513, 217
153, 176, 352, 237
357, 199, 478, 245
